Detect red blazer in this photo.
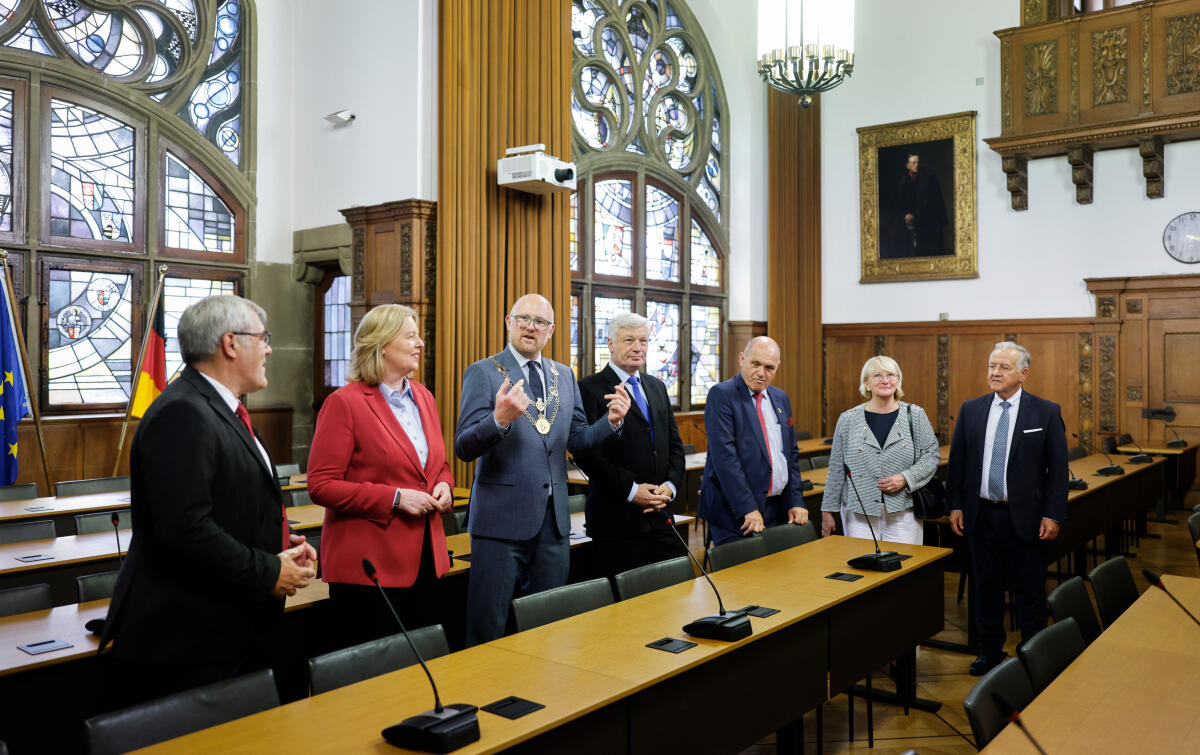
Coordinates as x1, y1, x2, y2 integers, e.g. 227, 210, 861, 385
308, 380, 454, 587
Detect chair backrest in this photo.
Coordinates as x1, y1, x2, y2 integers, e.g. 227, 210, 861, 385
962, 657, 1035, 749
77, 570, 121, 603
274, 462, 301, 477
0, 583, 52, 618
1117, 432, 1133, 445
762, 522, 818, 554
84, 669, 280, 755
794, 457, 814, 471
0, 519, 55, 545
0, 482, 37, 502
440, 509, 460, 536
682, 443, 697, 455
613, 556, 695, 600
1088, 556, 1140, 628
1100, 436, 1118, 454
1066, 445, 1087, 462
289, 489, 312, 508
307, 625, 450, 695
510, 577, 614, 633
567, 493, 586, 515
75, 510, 132, 535
809, 454, 830, 469
707, 535, 769, 571
1046, 576, 1102, 645
794, 430, 813, 441
1188, 512, 1200, 570
55, 476, 129, 497
1017, 617, 1086, 693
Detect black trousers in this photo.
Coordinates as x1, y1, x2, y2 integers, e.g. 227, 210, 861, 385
968, 499, 1048, 654
590, 517, 686, 579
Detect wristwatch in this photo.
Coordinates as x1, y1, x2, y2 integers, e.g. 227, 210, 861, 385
392, 489, 401, 513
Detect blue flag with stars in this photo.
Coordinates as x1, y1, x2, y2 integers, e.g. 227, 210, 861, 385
0, 280, 29, 485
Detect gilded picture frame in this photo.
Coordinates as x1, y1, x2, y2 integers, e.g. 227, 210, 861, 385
858, 111, 978, 283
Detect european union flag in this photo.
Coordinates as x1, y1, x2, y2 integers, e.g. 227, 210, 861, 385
0, 280, 29, 485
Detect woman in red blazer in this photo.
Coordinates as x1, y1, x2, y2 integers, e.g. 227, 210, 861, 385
307, 303, 455, 646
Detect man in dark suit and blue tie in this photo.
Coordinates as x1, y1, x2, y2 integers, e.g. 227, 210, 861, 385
698, 336, 809, 545
575, 312, 686, 577
948, 341, 1067, 676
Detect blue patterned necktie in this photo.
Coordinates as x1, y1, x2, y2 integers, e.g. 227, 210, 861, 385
527, 360, 545, 402
626, 374, 653, 441
987, 401, 1012, 501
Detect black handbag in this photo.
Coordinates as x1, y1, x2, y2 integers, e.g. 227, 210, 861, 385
907, 405, 946, 519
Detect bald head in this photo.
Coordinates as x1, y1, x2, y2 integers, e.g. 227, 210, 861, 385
506, 292, 556, 359
739, 336, 780, 393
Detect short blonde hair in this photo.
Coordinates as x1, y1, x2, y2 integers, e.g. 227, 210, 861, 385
348, 304, 418, 385
859, 355, 904, 399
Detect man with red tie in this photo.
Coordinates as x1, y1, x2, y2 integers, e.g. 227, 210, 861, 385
698, 337, 809, 545
102, 295, 316, 703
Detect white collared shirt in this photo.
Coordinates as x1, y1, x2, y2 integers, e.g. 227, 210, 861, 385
979, 388, 1023, 500
607, 361, 676, 503
380, 378, 428, 468
196, 370, 273, 472
748, 384, 788, 497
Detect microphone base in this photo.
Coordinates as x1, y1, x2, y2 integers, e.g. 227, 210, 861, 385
1128, 453, 1153, 464
381, 704, 480, 753
1096, 465, 1125, 476
848, 551, 903, 572
1067, 478, 1088, 490
683, 612, 753, 641
799, 479, 814, 491
1167, 439, 1187, 448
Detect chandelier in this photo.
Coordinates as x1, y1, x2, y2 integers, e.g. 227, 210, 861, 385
757, 0, 855, 108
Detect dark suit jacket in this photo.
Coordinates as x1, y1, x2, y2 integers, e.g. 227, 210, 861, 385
698, 376, 804, 539
946, 389, 1068, 541
574, 365, 684, 541
102, 366, 286, 665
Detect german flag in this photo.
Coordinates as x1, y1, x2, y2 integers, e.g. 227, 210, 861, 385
130, 294, 166, 418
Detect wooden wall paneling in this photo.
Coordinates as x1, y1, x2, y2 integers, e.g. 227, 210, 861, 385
1020, 332, 1080, 441
886, 335, 939, 434
823, 336, 875, 430
1119, 290, 1148, 437
727, 321, 767, 379
1150, 318, 1200, 446
947, 333, 1001, 422
674, 411, 706, 454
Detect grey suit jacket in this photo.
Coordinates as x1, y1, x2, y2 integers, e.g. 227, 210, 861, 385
821, 402, 940, 516
454, 348, 616, 540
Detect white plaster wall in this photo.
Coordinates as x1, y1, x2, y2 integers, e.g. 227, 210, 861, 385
820, 0, 1200, 324
252, 0, 295, 264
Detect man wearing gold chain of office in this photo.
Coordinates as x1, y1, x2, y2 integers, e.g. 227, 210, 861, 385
455, 293, 631, 646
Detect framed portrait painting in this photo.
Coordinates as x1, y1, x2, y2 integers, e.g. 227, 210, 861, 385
857, 111, 978, 283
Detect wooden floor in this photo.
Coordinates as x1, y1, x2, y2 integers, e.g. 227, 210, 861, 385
679, 512, 1200, 754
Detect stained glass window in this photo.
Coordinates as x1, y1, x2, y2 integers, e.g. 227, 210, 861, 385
323, 275, 351, 388
570, 293, 580, 377
46, 268, 134, 405
593, 179, 633, 277
690, 303, 720, 405
646, 299, 680, 404
162, 276, 236, 380
0, 88, 12, 234
593, 295, 632, 368
48, 99, 135, 244
182, 60, 241, 166
690, 220, 720, 287
5, 19, 53, 56
645, 185, 679, 282
45, 3, 145, 78
569, 191, 579, 272
164, 151, 234, 253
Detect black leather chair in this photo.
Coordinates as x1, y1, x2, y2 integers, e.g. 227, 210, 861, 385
613, 556, 695, 600
0, 482, 37, 501
1046, 576, 1102, 645
308, 625, 450, 695
1188, 512, 1200, 570
1066, 445, 1087, 462
1117, 432, 1133, 445
794, 430, 813, 441
441, 509, 460, 536
1100, 436, 1118, 455
289, 489, 312, 507
83, 669, 281, 755
75, 510, 132, 535
682, 443, 697, 455
809, 454, 831, 469
510, 577, 614, 632
0, 583, 52, 618
1017, 616, 1086, 693
963, 657, 1035, 749
707, 535, 768, 571
567, 493, 586, 515
762, 522, 818, 554
1088, 556, 1140, 628
794, 457, 814, 471
0, 519, 55, 545
77, 571, 121, 603
55, 476, 129, 497
274, 462, 300, 477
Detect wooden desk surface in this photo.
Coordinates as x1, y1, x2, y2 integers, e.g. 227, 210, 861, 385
0, 491, 130, 524
0, 530, 132, 576
1066, 452, 1165, 501
1115, 439, 1194, 456
986, 575, 1200, 753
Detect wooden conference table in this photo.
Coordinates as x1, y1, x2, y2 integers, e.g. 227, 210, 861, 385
1114, 438, 1197, 518
985, 574, 1200, 752
140, 535, 951, 754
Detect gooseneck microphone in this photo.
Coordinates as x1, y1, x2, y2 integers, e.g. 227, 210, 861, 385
990, 689, 1048, 755
1142, 568, 1200, 630
1165, 426, 1188, 449
1125, 437, 1153, 464
843, 465, 902, 572
664, 516, 752, 641
1067, 465, 1088, 490
111, 511, 124, 566
1072, 433, 1124, 476
362, 558, 480, 752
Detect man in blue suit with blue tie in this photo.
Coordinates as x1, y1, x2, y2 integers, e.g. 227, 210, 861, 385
699, 337, 809, 545
455, 293, 630, 646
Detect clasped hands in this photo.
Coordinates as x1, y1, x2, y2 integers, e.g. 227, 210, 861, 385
492, 377, 631, 428
272, 533, 318, 598
394, 482, 454, 517
632, 482, 671, 513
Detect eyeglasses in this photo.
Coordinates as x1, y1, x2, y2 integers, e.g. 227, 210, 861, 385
511, 314, 553, 331
232, 330, 271, 346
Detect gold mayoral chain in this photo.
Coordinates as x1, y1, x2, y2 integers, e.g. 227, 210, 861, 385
489, 357, 560, 435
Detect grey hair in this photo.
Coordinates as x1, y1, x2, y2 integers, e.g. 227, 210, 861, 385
992, 341, 1031, 370
608, 311, 649, 339
179, 295, 267, 365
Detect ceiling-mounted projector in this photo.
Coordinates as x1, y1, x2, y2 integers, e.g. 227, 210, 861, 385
497, 144, 576, 194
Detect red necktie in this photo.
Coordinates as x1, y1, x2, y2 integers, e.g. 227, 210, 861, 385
754, 392, 773, 494
238, 403, 289, 550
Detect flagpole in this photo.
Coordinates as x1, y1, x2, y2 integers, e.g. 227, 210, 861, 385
112, 265, 168, 477
0, 250, 52, 493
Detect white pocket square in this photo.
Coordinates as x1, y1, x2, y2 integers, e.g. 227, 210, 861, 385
1023, 428, 1044, 434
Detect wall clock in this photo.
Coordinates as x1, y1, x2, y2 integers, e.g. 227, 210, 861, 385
1163, 212, 1200, 264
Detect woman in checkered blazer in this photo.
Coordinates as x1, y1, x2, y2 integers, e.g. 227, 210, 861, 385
820, 356, 940, 545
